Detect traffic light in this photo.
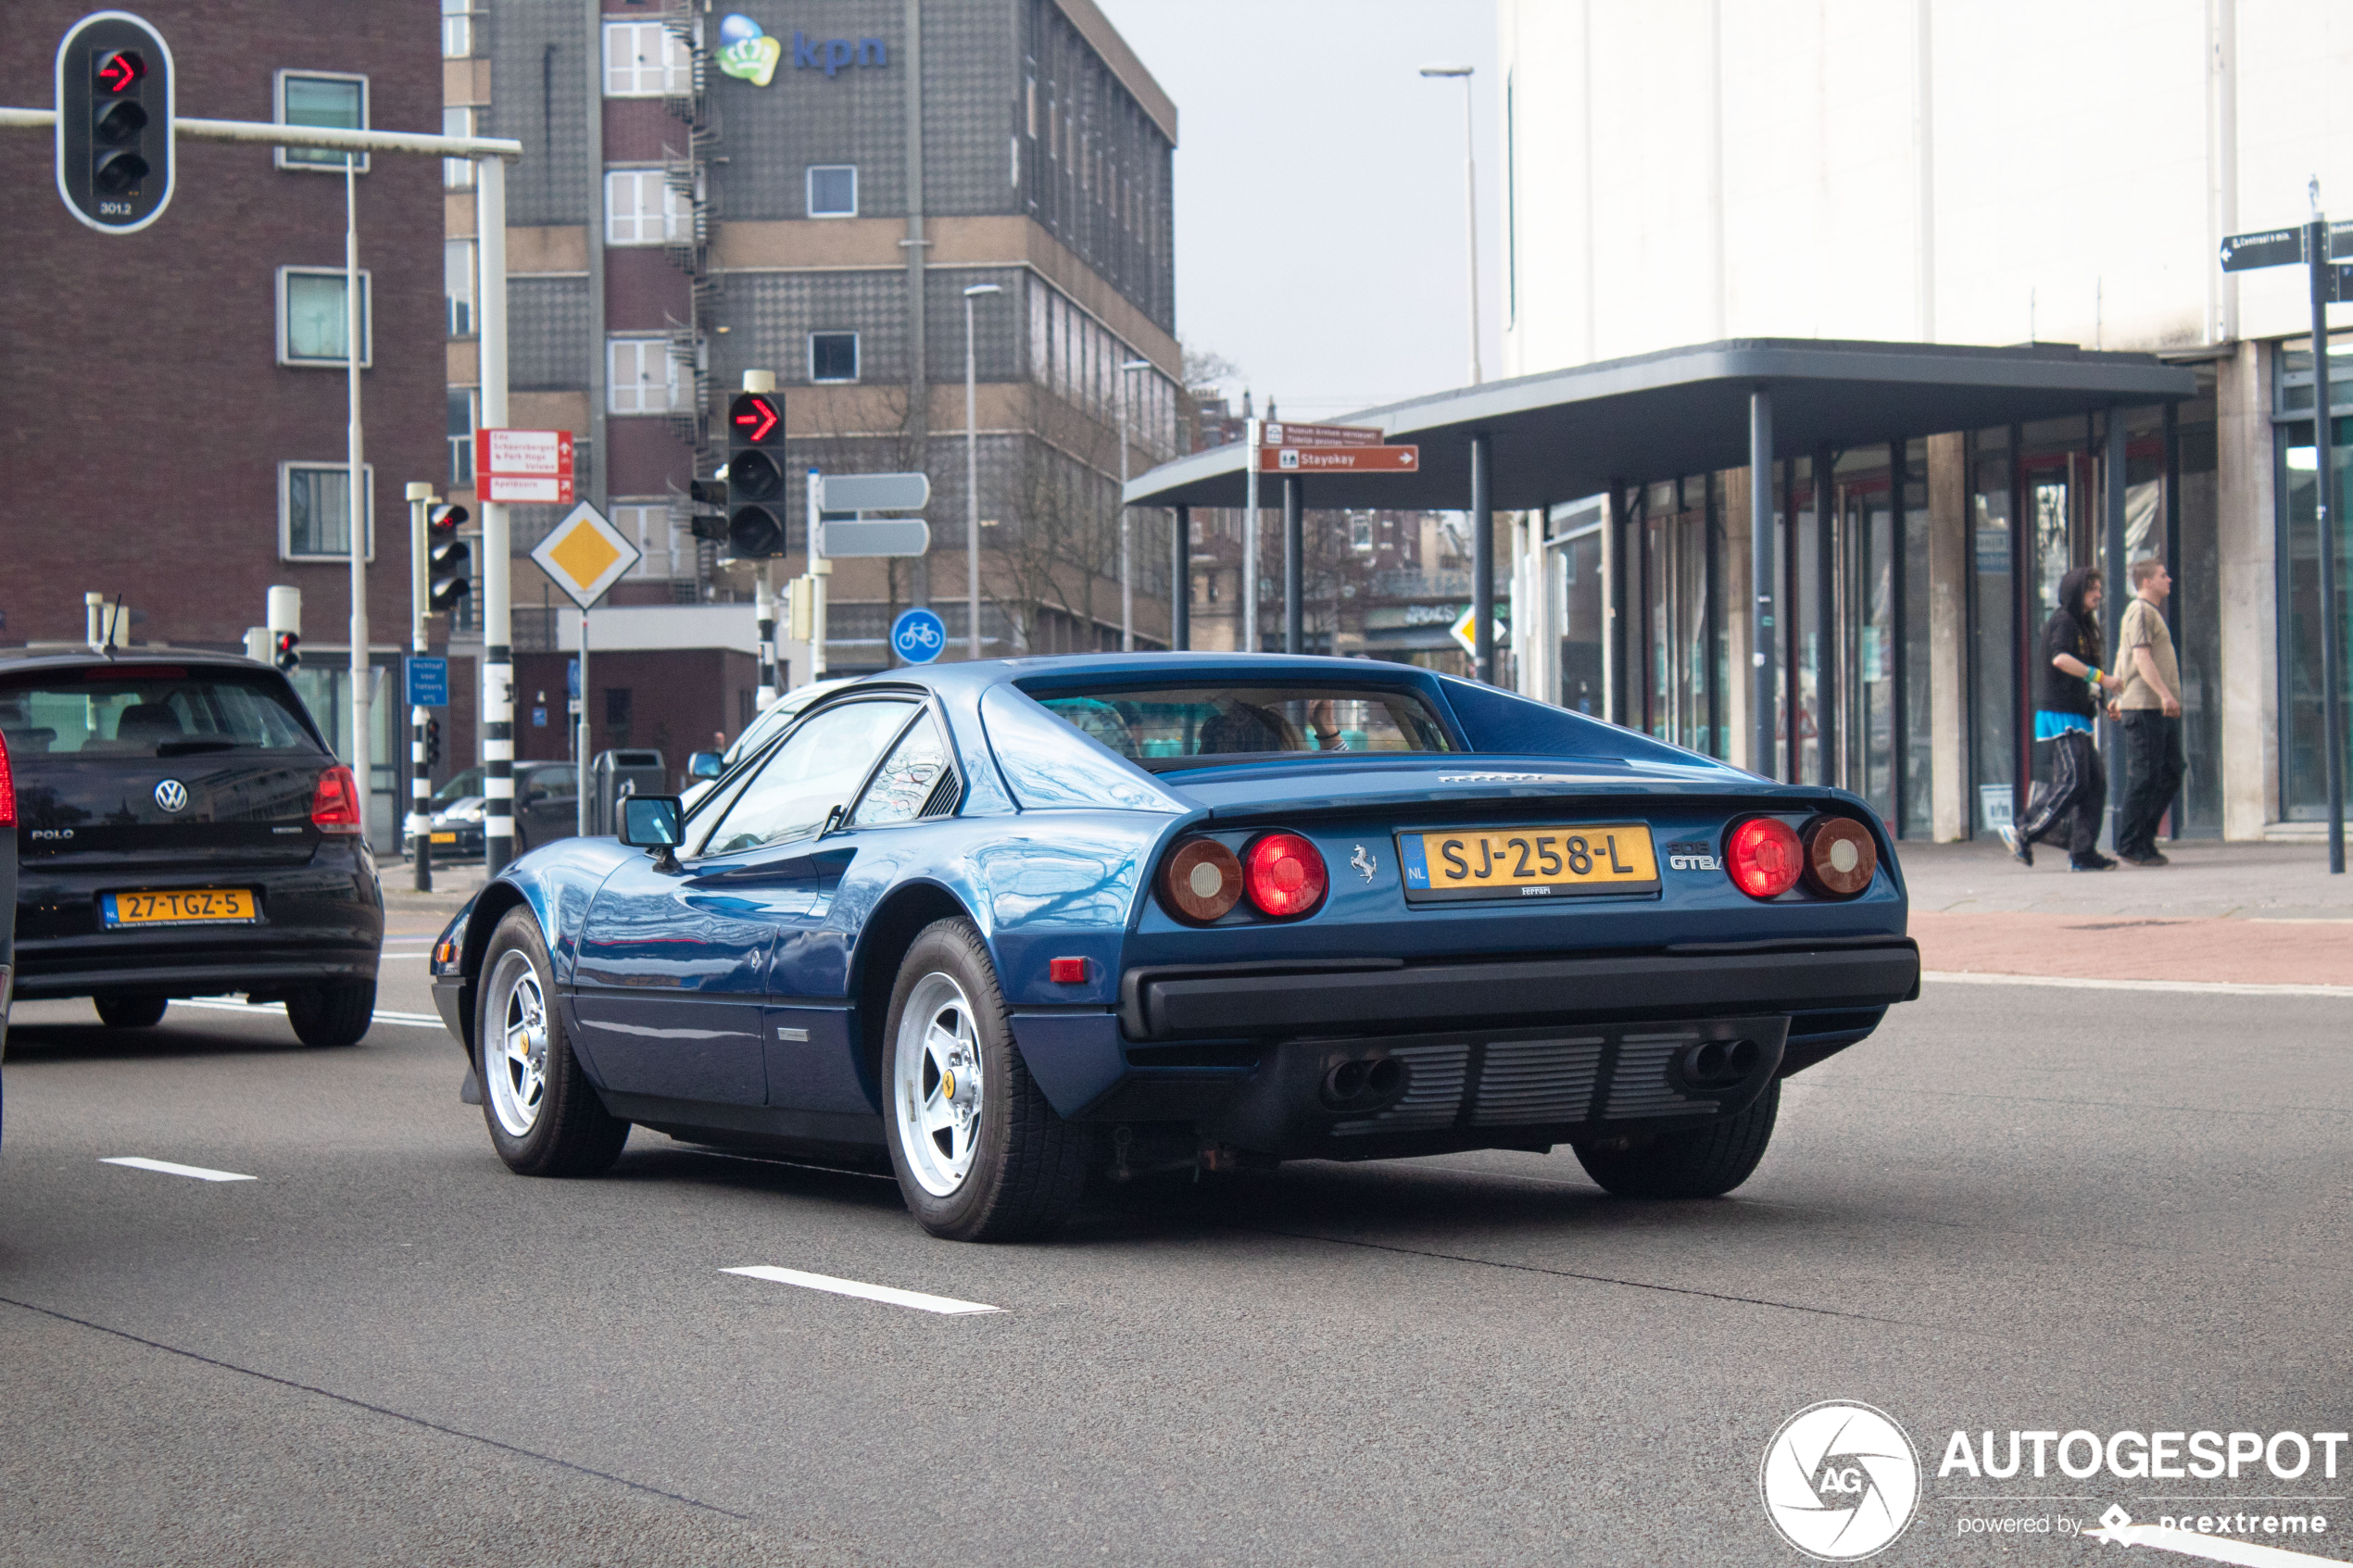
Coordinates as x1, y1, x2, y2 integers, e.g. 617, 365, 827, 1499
725, 390, 787, 558
273, 632, 301, 672
424, 717, 443, 771
427, 502, 472, 612
56, 13, 174, 234
686, 477, 729, 545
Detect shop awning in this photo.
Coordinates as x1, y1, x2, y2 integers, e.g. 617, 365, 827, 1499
1123, 337, 2199, 512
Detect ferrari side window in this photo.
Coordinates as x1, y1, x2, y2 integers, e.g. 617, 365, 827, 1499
849, 712, 952, 827
699, 699, 914, 856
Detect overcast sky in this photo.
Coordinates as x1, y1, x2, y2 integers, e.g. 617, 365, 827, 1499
1094, 0, 1502, 418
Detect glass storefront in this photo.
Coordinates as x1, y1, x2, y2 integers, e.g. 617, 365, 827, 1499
2273, 338, 2353, 822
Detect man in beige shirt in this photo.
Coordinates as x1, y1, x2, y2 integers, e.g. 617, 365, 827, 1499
2113, 558, 2183, 867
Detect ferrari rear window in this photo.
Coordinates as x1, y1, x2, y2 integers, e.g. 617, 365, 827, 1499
0, 670, 319, 758
1034, 684, 1456, 766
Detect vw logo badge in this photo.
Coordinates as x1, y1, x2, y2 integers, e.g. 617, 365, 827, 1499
154, 778, 189, 814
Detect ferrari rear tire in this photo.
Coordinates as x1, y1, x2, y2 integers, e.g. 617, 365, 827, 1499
286, 980, 374, 1048
1574, 1080, 1780, 1198
477, 909, 629, 1177
94, 994, 168, 1029
883, 917, 1088, 1242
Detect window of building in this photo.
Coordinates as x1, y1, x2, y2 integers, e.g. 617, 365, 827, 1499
447, 388, 476, 487
275, 71, 367, 172
277, 269, 371, 367
444, 107, 475, 190
604, 21, 688, 97
281, 463, 374, 560
809, 332, 859, 383
605, 169, 688, 245
618, 502, 682, 580
608, 337, 679, 413
445, 239, 475, 337
1352, 515, 1373, 551
441, 0, 474, 58
807, 165, 857, 218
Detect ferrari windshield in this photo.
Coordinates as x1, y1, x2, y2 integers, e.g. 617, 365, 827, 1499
1035, 684, 1456, 766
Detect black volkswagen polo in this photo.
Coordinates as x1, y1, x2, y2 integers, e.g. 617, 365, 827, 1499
0, 649, 383, 1046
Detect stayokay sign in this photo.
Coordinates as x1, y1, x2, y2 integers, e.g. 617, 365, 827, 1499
716, 15, 889, 85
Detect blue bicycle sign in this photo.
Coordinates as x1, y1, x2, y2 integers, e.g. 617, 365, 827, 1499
891, 607, 948, 664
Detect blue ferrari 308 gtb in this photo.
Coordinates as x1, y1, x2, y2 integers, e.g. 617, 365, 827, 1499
428, 654, 1919, 1241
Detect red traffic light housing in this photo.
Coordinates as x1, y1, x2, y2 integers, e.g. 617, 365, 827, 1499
57, 15, 174, 232
273, 632, 301, 672
724, 388, 788, 558
95, 50, 145, 93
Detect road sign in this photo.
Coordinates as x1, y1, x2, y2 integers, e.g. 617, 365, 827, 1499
405, 656, 449, 709
1260, 421, 1383, 447
2220, 228, 2305, 272
1260, 445, 1420, 473
475, 428, 576, 505
529, 501, 640, 608
1448, 606, 1505, 658
891, 607, 947, 664
821, 518, 933, 558
816, 471, 930, 511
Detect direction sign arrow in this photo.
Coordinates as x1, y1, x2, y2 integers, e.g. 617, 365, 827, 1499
2220, 228, 2305, 272
816, 471, 930, 512
1258, 445, 1420, 473
820, 518, 932, 558
1260, 420, 1383, 447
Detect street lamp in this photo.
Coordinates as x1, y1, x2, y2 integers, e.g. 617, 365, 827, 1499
1118, 357, 1153, 652
1419, 62, 1480, 385
962, 282, 1001, 660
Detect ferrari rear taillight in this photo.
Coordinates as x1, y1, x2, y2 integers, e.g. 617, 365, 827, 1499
1800, 815, 1878, 898
1725, 816, 1801, 899
0, 726, 14, 828
311, 764, 362, 834
1243, 832, 1327, 920
1160, 836, 1244, 923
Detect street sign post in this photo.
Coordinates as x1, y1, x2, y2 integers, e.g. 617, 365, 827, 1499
821, 519, 933, 558
816, 472, 930, 512
475, 428, 576, 505
891, 607, 947, 665
404, 656, 449, 708
812, 471, 933, 560
1259, 445, 1421, 473
1261, 420, 1384, 447
530, 502, 641, 835
1449, 606, 1505, 659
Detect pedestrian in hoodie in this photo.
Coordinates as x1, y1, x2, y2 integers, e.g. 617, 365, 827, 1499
2006, 564, 2123, 871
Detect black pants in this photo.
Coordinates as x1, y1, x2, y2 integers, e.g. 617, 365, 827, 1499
2021, 726, 2106, 863
2117, 711, 2186, 859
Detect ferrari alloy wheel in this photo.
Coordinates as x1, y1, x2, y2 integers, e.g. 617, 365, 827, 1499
475, 909, 630, 1178
882, 917, 1089, 1242
1574, 1079, 1780, 1199
893, 972, 986, 1197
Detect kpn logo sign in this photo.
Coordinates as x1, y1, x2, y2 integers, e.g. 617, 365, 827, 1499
717, 14, 890, 86
1760, 1401, 1923, 1560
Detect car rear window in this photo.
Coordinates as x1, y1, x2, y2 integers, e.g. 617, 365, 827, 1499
0, 667, 320, 758
1033, 684, 1456, 767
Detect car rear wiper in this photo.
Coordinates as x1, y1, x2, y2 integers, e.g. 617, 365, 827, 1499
155, 738, 242, 756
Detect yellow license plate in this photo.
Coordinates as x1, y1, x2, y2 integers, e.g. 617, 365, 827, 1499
1397, 824, 1659, 903
102, 888, 258, 927
430, 832, 458, 844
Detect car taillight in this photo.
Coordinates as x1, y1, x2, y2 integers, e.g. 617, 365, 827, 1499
1160, 836, 1244, 923
1725, 816, 1802, 899
1243, 832, 1327, 919
1801, 815, 1878, 897
0, 726, 13, 828
311, 764, 362, 834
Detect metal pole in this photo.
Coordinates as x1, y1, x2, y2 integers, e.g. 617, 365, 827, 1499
2010, 420, 2030, 832
2104, 405, 2129, 854
345, 152, 371, 851
575, 608, 591, 837
808, 469, 829, 677
1173, 505, 1190, 650
1120, 368, 1134, 652
2310, 213, 2346, 872
1749, 388, 1776, 775
2163, 399, 2185, 837
1242, 420, 1261, 653
1461, 75, 1481, 385
478, 152, 515, 875
965, 294, 982, 659
1890, 438, 1911, 832
754, 561, 776, 707
1705, 472, 1723, 757
406, 483, 434, 892
1471, 433, 1494, 682
1814, 444, 1836, 786
1283, 475, 1303, 654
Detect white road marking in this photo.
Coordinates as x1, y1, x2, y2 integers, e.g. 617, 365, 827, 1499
722, 1265, 1001, 1316
101, 1157, 257, 1183
169, 998, 447, 1028
1923, 970, 2353, 999
380, 953, 432, 960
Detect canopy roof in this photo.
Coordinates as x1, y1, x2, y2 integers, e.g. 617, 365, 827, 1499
1124, 337, 2199, 512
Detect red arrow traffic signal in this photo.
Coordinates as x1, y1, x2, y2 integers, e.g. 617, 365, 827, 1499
731, 394, 780, 444
95, 50, 145, 93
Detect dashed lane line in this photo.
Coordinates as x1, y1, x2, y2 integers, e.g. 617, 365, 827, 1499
99, 1157, 257, 1183
722, 1265, 1001, 1316
1923, 970, 2353, 998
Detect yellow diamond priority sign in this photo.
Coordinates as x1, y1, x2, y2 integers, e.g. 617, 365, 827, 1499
530, 502, 640, 609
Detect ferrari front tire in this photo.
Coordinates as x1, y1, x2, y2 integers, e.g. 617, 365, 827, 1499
883, 917, 1088, 1242
1574, 1080, 1780, 1198
476, 909, 629, 1177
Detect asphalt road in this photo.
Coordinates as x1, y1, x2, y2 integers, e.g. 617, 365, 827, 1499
3, 947, 2348, 1566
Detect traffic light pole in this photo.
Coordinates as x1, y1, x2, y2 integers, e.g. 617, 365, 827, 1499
807, 470, 829, 678
755, 562, 776, 709
478, 152, 516, 875
405, 483, 434, 893
345, 151, 371, 865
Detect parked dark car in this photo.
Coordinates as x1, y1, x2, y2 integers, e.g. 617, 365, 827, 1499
427, 761, 578, 859
0, 648, 382, 1047
0, 719, 16, 1089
